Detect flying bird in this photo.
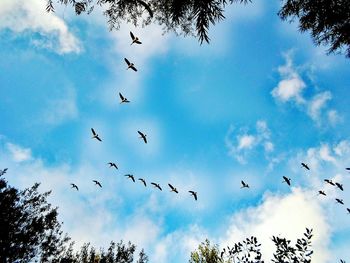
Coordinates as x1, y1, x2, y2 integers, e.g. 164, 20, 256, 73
189, 191, 197, 201
130, 31, 142, 45
71, 183, 79, 191
241, 180, 249, 188
91, 128, 102, 141
151, 182, 162, 191
108, 162, 118, 170
138, 131, 147, 144
93, 180, 102, 188
301, 162, 310, 170
124, 58, 137, 72
336, 198, 344, 205
282, 176, 291, 186
119, 92, 130, 103
0, 168, 8, 176
335, 182, 344, 191
138, 178, 147, 187
125, 174, 135, 182
318, 190, 326, 196
168, 183, 178, 193
324, 179, 335, 186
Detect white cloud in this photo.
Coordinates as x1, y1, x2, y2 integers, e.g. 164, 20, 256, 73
271, 53, 306, 104
307, 91, 332, 122
6, 143, 32, 162
327, 110, 342, 126
0, 0, 81, 54
221, 189, 331, 262
225, 120, 274, 164
271, 52, 341, 126
237, 135, 256, 150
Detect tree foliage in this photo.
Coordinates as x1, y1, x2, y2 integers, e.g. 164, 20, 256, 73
0, 174, 69, 262
189, 239, 221, 263
189, 229, 313, 263
47, 0, 350, 58
278, 0, 350, 57
46, 0, 251, 44
0, 172, 148, 263
59, 241, 149, 263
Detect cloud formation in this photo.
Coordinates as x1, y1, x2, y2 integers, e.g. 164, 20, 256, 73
225, 120, 274, 164
271, 52, 341, 126
221, 189, 331, 263
0, 0, 81, 54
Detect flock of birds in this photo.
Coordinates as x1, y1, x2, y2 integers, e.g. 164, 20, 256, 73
70, 32, 198, 201
240, 163, 350, 215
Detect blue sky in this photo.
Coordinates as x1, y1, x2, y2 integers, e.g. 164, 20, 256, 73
1, 0, 350, 262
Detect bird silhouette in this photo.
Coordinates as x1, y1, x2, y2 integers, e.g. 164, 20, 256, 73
241, 180, 249, 188
138, 178, 147, 187
318, 190, 326, 196
336, 198, 344, 205
347, 208, 350, 214
119, 92, 130, 103
71, 183, 79, 191
91, 128, 102, 141
189, 191, 197, 201
282, 176, 291, 186
168, 183, 178, 193
301, 162, 310, 170
93, 180, 102, 188
151, 182, 162, 191
125, 174, 135, 182
108, 162, 118, 169
340, 260, 346, 263
0, 168, 8, 176
124, 58, 137, 71
130, 31, 142, 45
138, 131, 147, 144
324, 179, 335, 186
335, 182, 344, 191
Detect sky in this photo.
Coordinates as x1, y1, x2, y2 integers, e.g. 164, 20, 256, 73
1, 0, 350, 262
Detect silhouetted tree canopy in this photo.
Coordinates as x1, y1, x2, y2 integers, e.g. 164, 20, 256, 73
0, 172, 148, 263
59, 241, 149, 263
0, 174, 69, 262
46, 0, 251, 44
189, 228, 313, 263
279, 0, 350, 57
47, 0, 350, 58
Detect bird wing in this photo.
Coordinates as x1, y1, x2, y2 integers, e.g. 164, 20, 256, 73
138, 131, 144, 136
91, 128, 96, 135
130, 31, 135, 40
96, 136, 102, 142
130, 65, 137, 72
124, 58, 130, 66
143, 135, 147, 144
168, 184, 174, 190
119, 92, 124, 100
135, 40, 142, 44
151, 182, 156, 187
